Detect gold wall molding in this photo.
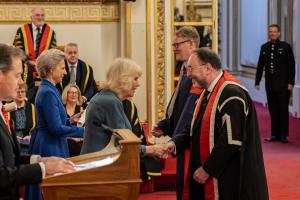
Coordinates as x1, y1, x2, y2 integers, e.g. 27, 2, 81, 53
146, 0, 152, 132
154, 0, 166, 121
125, 2, 131, 58
0, 3, 119, 23
0, 0, 118, 2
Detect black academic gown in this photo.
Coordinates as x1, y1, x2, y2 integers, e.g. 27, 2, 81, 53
173, 73, 268, 200
57, 59, 96, 100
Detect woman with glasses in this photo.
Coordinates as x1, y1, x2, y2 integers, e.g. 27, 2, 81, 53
8, 83, 36, 154
62, 84, 84, 118
61, 84, 84, 157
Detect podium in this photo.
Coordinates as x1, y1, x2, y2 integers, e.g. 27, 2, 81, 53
42, 129, 142, 200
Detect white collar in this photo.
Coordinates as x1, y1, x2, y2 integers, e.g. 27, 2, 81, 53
0, 101, 4, 122
32, 23, 42, 31
207, 70, 223, 93
68, 62, 78, 68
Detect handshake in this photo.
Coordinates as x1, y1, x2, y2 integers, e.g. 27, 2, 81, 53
145, 141, 176, 159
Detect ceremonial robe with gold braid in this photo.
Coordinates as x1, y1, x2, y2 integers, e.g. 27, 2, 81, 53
13, 23, 56, 90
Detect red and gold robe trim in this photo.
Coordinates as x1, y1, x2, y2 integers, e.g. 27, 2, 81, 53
21, 24, 35, 60
21, 24, 54, 60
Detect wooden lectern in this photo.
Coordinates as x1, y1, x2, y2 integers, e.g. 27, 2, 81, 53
42, 129, 142, 200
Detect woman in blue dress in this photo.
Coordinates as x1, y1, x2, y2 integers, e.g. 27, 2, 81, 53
25, 49, 84, 200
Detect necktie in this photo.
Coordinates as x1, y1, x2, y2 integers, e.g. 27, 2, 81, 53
69, 66, 76, 84
35, 27, 42, 57
1, 107, 11, 134
167, 63, 185, 117
198, 90, 210, 115
190, 90, 210, 136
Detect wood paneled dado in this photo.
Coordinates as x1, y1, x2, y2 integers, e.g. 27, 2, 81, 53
0, 0, 119, 23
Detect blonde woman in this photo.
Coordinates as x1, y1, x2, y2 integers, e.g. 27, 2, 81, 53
62, 84, 84, 118
81, 58, 164, 157
62, 84, 84, 156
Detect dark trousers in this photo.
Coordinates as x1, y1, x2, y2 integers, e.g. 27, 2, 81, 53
266, 90, 290, 137
189, 166, 205, 200
176, 152, 184, 200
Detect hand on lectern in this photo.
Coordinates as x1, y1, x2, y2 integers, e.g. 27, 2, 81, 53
40, 157, 76, 176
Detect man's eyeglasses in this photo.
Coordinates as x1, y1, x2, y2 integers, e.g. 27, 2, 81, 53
186, 63, 207, 70
172, 40, 190, 49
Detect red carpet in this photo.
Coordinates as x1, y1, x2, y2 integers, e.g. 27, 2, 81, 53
256, 102, 300, 200
139, 102, 300, 200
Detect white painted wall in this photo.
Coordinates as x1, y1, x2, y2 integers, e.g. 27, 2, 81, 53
240, 0, 268, 66
0, 23, 120, 82
131, 0, 148, 120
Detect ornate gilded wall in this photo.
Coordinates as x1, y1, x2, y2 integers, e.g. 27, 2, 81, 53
0, 0, 119, 23
154, 0, 166, 121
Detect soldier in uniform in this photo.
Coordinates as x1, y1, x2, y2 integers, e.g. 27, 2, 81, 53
255, 24, 295, 143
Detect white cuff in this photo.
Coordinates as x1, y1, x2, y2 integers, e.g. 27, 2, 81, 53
171, 141, 177, 155
38, 162, 46, 179
30, 155, 41, 164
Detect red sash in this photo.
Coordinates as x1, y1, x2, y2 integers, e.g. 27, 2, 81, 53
21, 24, 54, 60
182, 71, 240, 200
189, 84, 203, 94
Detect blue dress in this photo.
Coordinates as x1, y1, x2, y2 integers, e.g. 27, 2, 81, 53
25, 79, 84, 200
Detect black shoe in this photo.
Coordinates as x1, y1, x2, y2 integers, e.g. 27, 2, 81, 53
264, 136, 278, 142
280, 136, 288, 143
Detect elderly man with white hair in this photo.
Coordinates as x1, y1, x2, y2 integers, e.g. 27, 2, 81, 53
13, 7, 57, 102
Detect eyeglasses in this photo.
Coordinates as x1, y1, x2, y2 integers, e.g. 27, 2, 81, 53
17, 90, 26, 94
172, 40, 190, 49
68, 91, 79, 95
186, 63, 207, 70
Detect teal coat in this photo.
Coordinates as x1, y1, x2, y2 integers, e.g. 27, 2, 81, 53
81, 89, 131, 154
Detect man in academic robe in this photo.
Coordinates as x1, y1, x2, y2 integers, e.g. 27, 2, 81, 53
151, 26, 201, 200
57, 43, 96, 101
0, 43, 75, 200
13, 7, 56, 102
164, 48, 269, 200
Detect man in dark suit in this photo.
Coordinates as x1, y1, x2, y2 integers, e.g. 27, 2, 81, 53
13, 7, 57, 103
151, 26, 201, 200
0, 43, 75, 200
255, 24, 295, 143
57, 43, 96, 101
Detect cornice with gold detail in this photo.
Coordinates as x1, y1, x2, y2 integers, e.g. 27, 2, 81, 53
0, 3, 119, 23
154, 0, 166, 122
